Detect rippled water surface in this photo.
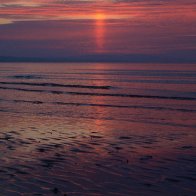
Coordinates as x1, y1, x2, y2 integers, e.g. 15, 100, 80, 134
0, 63, 196, 195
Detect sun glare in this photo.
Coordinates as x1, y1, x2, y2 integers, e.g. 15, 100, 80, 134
95, 12, 105, 51
95, 13, 105, 20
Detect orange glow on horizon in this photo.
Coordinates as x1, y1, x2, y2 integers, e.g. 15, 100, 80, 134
0, 1, 195, 24
95, 13, 106, 20
0, 0, 195, 59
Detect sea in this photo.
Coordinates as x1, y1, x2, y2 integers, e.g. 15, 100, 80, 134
0, 63, 195, 195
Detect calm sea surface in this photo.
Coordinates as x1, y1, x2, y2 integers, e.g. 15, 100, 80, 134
0, 63, 196, 195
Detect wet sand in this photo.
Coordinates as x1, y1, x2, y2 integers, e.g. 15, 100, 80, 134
0, 63, 196, 195
0, 115, 195, 196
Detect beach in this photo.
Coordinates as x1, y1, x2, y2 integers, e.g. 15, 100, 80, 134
0, 63, 196, 195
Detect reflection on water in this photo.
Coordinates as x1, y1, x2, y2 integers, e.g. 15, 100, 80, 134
0, 63, 196, 195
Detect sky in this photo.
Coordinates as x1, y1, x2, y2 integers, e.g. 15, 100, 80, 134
0, 0, 195, 62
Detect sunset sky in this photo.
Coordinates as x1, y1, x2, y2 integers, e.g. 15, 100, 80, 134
0, 0, 195, 62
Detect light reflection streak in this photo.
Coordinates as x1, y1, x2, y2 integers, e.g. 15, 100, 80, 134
95, 12, 105, 52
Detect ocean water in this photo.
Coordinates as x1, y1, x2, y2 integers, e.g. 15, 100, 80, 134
0, 63, 196, 195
